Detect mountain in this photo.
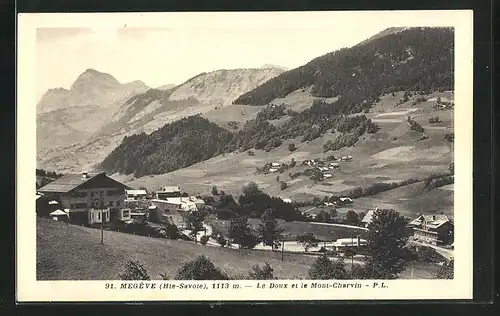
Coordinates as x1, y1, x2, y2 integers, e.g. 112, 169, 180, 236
98, 115, 236, 177
100, 27, 454, 186
37, 67, 285, 172
156, 84, 176, 90
36, 69, 150, 154
168, 68, 285, 105
37, 69, 148, 114
234, 27, 453, 106
260, 64, 289, 71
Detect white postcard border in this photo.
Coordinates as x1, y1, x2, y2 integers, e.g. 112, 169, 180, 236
17, 10, 474, 302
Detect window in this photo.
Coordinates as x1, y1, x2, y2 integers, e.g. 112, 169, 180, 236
122, 210, 130, 218
97, 211, 101, 221
72, 191, 87, 198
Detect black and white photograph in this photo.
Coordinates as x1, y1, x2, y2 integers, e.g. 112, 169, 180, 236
17, 11, 473, 302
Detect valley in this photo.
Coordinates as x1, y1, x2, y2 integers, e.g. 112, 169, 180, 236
35, 26, 457, 283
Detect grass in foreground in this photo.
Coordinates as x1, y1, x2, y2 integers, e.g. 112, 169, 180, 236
36, 217, 314, 280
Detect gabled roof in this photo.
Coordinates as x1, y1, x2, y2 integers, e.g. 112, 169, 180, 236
409, 214, 451, 229
38, 172, 131, 193
157, 186, 181, 193
50, 209, 68, 216
361, 210, 375, 223
126, 189, 147, 195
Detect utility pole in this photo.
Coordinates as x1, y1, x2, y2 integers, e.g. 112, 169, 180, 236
351, 235, 354, 269
100, 221, 104, 245
281, 239, 284, 261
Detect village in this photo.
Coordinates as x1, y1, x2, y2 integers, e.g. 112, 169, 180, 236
36, 168, 454, 272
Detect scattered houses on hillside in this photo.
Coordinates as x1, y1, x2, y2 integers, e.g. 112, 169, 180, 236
37, 172, 133, 225
408, 213, 454, 246
280, 197, 292, 203
155, 186, 182, 199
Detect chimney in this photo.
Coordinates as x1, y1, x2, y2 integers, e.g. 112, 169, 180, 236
82, 172, 88, 179
432, 215, 436, 220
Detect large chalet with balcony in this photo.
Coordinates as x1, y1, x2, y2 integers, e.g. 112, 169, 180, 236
408, 214, 454, 246
37, 172, 133, 225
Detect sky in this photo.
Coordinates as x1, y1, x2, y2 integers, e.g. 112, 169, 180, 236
35, 12, 399, 101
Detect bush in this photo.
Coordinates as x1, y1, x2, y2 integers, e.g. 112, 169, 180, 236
444, 133, 454, 143
279, 181, 288, 190
308, 255, 348, 280
165, 223, 179, 239
415, 246, 443, 263
288, 143, 297, 152
407, 116, 425, 133
175, 255, 230, 280
216, 234, 228, 247
200, 235, 210, 245
119, 260, 151, 280
296, 233, 319, 251
248, 262, 275, 280
429, 116, 441, 124
436, 260, 454, 279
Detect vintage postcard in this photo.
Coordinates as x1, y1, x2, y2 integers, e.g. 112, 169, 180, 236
17, 10, 473, 302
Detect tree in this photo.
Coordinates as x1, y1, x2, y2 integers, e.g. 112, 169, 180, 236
165, 222, 179, 239
345, 210, 360, 225
357, 211, 366, 225
329, 208, 338, 219
186, 211, 205, 244
200, 235, 210, 245
228, 216, 259, 249
242, 182, 262, 197
279, 181, 288, 190
257, 209, 284, 250
296, 233, 319, 252
308, 254, 348, 280
364, 209, 409, 279
119, 260, 151, 280
175, 255, 230, 280
288, 143, 297, 152
211, 186, 218, 196
316, 210, 332, 223
436, 259, 454, 279
248, 262, 275, 280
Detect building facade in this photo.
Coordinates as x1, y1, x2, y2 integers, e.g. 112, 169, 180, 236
37, 172, 132, 225
408, 214, 454, 246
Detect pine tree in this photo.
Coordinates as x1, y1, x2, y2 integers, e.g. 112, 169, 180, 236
364, 209, 409, 279
308, 254, 348, 280
228, 216, 258, 249
257, 209, 284, 250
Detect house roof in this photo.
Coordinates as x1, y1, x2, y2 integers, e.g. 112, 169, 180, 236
38, 172, 132, 193
50, 209, 68, 216
409, 214, 451, 229
151, 198, 183, 205
157, 186, 181, 193
361, 210, 375, 223
126, 189, 147, 195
